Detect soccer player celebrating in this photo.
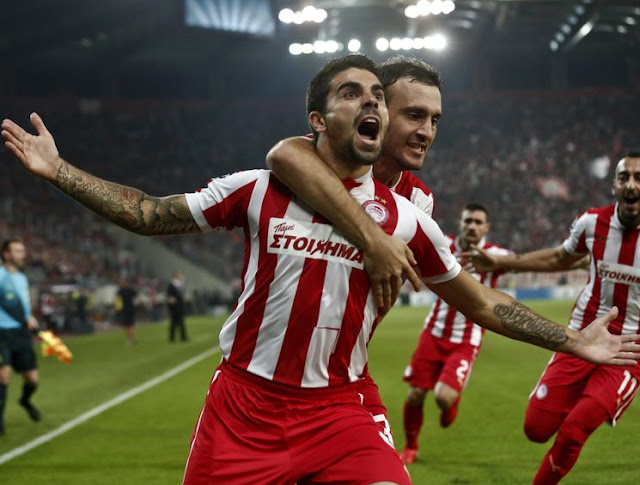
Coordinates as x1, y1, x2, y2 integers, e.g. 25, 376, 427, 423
3, 57, 640, 484
465, 151, 640, 484
267, 56, 441, 441
400, 203, 510, 464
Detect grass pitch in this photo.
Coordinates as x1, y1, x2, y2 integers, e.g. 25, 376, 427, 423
1, 301, 638, 484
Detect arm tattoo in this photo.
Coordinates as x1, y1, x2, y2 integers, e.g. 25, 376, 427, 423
494, 302, 568, 349
53, 160, 199, 235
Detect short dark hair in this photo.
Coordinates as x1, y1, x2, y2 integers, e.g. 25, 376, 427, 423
1, 239, 21, 262
378, 55, 443, 93
627, 150, 640, 158
463, 202, 489, 219
305, 54, 379, 138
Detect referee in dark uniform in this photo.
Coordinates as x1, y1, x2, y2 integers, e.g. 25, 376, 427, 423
0, 239, 41, 435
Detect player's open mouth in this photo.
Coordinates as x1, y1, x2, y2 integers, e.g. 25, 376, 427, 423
624, 194, 639, 205
357, 116, 380, 144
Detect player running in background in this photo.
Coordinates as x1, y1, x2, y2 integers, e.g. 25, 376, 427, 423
400, 203, 510, 464
3, 55, 640, 483
267, 56, 441, 439
0, 239, 42, 435
465, 152, 640, 484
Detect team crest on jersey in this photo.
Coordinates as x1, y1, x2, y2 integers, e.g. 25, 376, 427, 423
267, 217, 364, 269
535, 384, 548, 400
597, 261, 640, 286
362, 200, 389, 225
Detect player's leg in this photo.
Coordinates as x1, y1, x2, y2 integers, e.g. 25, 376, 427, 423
169, 313, 176, 342
433, 381, 460, 428
0, 363, 12, 434
401, 385, 427, 463
14, 332, 41, 422
523, 353, 592, 443
531, 396, 608, 485
434, 345, 477, 428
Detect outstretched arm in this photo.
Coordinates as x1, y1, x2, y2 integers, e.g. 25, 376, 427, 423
2, 113, 199, 236
428, 271, 640, 366
267, 136, 421, 311
463, 245, 584, 273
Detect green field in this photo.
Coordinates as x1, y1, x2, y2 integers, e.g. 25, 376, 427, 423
1, 301, 638, 484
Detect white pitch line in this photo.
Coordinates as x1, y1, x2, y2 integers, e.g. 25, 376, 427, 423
0, 346, 220, 465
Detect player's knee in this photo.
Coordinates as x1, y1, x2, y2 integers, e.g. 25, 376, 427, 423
558, 413, 598, 448
434, 385, 458, 410
523, 420, 553, 443
406, 386, 426, 406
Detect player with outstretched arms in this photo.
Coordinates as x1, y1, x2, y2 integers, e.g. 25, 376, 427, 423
465, 151, 640, 484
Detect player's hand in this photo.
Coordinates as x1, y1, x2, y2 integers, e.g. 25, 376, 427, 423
573, 307, 640, 366
362, 234, 421, 313
27, 315, 40, 331
460, 244, 497, 273
2, 113, 62, 181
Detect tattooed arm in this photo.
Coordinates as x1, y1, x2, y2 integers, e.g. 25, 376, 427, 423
2, 113, 199, 235
427, 271, 640, 366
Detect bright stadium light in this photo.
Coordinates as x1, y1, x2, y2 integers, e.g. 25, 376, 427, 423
412, 37, 424, 49
289, 43, 303, 55
390, 37, 402, 51
625, 16, 636, 25
617, 25, 628, 34
442, 0, 455, 14
347, 39, 361, 52
401, 37, 413, 50
279, 5, 327, 24
555, 32, 565, 42
417, 0, 431, 16
405, 5, 419, 18
432, 33, 447, 50
327, 40, 341, 53
279, 8, 294, 24
376, 37, 389, 51
431, 0, 444, 15
313, 40, 327, 53
549, 40, 559, 51
301, 43, 314, 54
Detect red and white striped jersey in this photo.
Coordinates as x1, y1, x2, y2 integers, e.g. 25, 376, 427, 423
186, 169, 460, 388
390, 171, 435, 218
563, 204, 640, 335
423, 237, 510, 347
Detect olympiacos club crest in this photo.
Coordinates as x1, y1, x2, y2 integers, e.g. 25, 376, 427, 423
362, 200, 389, 225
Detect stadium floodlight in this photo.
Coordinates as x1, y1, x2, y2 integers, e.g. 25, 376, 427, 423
568, 15, 578, 25
412, 37, 425, 49
561, 24, 571, 34
279, 5, 327, 25
625, 16, 636, 25
347, 39, 361, 52
279, 8, 294, 24
555, 32, 565, 42
376, 37, 390, 51
301, 43, 314, 54
390, 37, 402, 51
313, 40, 327, 53
575, 4, 585, 15
289, 43, 303, 55
325, 40, 340, 53
549, 40, 559, 51
617, 25, 628, 34
442, 0, 455, 14
401, 37, 413, 50
635, 7, 640, 15
431, 33, 447, 50
405, 5, 419, 19
313, 9, 328, 23
431, 0, 444, 15
416, 0, 431, 16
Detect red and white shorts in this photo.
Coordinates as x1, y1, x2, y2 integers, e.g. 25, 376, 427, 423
528, 352, 640, 425
403, 330, 479, 392
183, 361, 410, 484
